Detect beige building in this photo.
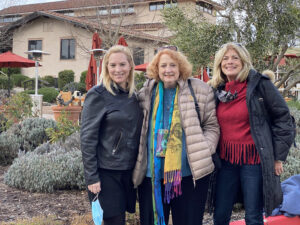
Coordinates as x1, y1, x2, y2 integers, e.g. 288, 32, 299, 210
0, 0, 223, 81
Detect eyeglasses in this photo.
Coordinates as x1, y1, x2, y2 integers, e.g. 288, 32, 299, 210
157, 45, 178, 52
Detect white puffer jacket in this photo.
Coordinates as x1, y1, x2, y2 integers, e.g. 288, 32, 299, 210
132, 78, 220, 187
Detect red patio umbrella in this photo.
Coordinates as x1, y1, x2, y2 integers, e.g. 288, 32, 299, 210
118, 36, 128, 46
86, 32, 102, 91
195, 68, 210, 83
135, 63, 148, 72
0, 51, 37, 96
0, 51, 36, 67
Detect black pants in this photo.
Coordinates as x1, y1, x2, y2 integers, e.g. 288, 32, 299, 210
88, 169, 136, 221
138, 175, 210, 225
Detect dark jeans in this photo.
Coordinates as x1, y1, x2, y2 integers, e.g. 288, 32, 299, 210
138, 175, 210, 225
213, 161, 264, 225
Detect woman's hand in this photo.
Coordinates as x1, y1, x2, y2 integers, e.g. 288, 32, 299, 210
88, 182, 101, 194
274, 161, 283, 176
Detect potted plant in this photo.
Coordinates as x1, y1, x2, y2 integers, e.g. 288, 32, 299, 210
51, 91, 83, 124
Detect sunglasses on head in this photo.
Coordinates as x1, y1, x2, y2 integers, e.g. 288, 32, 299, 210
221, 42, 243, 49
157, 45, 178, 52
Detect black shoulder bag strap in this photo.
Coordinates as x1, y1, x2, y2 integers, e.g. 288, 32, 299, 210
188, 79, 201, 124
188, 79, 222, 168
187, 79, 220, 215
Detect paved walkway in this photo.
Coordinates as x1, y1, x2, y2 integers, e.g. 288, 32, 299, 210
42, 105, 55, 120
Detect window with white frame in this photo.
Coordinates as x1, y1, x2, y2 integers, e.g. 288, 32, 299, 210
60, 39, 75, 60
149, 1, 177, 11
28, 40, 42, 60
196, 1, 213, 14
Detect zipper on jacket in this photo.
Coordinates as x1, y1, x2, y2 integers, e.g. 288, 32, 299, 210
112, 131, 123, 155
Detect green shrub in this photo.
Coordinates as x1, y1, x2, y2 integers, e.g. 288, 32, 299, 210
281, 136, 300, 181
0, 75, 14, 90
287, 100, 300, 111
11, 74, 29, 87
3, 92, 33, 128
42, 75, 56, 87
134, 72, 146, 90
23, 88, 59, 103
39, 87, 59, 103
58, 70, 75, 90
80, 70, 87, 84
0, 113, 7, 134
0, 67, 21, 74
0, 89, 14, 105
281, 105, 300, 181
23, 78, 51, 90
62, 82, 86, 94
0, 118, 57, 165
46, 111, 79, 143
4, 132, 85, 192
0, 132, 22, 165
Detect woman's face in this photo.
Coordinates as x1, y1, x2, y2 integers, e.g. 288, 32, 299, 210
158, 54, 180, 88
107, 52, 131, 89
221, 48, 243, 82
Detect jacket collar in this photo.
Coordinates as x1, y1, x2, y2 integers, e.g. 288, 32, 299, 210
246, 69, 261, 96
146, 78, 187, 91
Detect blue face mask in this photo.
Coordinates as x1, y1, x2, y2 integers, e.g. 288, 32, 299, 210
92, 194, 103, 225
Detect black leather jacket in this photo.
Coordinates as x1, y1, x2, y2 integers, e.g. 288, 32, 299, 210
80, 84, 143, 185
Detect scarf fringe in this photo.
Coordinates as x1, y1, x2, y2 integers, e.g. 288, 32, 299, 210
164, 170, 182, 204
220, 140, 260, 165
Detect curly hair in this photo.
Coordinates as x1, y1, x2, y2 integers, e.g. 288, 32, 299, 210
146, 49, 192, 81
210, 42, 253, 88
100, 45, 135, 97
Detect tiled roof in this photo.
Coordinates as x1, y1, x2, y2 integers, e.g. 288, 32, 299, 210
5, 11, 169, 43
0, 0, 224, 16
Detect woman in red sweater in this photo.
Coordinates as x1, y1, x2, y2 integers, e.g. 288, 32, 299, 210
210, 43, 295, 225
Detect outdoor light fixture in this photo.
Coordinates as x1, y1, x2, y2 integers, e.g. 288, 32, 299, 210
25, 50, 50, 95
24, 50, 50, 117
90, 48, 106, 85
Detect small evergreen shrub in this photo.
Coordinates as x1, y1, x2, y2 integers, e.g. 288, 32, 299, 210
62, 82, 86, 94
3, 92, 33, 128
58, 70, 75, 90
281, 136, 300, 181
4, 132, 85, 192
0, 118, 57, 165
281, 105, 300, 181
80, 70, 87, 84
11, 74, 29, 87
134, 72, 146, 90
23, 87, 59, 103
46, 111, 79, 143
0, 113, 7, 134
1, 67, 21, 74
0, 132, 22, 165
0, 75, 14, 90
0, 89, 14, 105
39, 87, 59, 103
42, 75, 56, 87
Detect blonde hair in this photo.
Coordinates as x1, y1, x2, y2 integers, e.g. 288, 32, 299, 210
262, 70, 275, 83
100, 45, 135, 97
147, 49, 192, 81
210, 42, 253, 88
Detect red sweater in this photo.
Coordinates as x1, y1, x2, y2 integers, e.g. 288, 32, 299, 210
217, 80, 260, 165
